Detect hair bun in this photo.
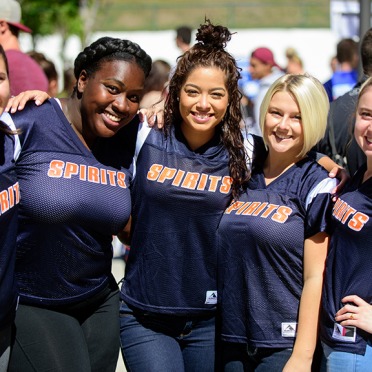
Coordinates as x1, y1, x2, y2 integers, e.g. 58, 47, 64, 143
195, 19, 232, 50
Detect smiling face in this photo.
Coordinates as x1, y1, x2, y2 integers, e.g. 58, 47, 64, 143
264, 90, 304, 160
179, 66, 229, 149
78, 59, 145, 142
355, 86, 372, 158
0, 55, 10, 116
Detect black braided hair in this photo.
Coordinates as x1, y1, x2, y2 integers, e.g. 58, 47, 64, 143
73, 37, 152, 93
164, 19, 250, 200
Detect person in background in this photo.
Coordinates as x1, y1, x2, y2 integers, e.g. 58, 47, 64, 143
0, 0, 48, 95
140, 59, 171, 109
285, 47, 305, 75
249, 47, 284, 136
317, 28, 372, 176
119, 19, 249, 372
323, 38, 359, 102
27, 51, 59, 97
4, 36, 152, 372
0, 44, 20, 372
175, 25, 192, 54
63, 67, 77, 97
320, 76, 372, 372
218, 74, 337, 371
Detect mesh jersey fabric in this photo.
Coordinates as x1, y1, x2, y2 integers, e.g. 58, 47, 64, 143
217, 157, 336, 348
121, 123, 235, 315
4, 99, 132, 306
321, 163, 372, 355
0, 118, 19, 330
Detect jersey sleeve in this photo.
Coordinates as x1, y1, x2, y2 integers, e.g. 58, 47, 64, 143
1, 112, 21, 161
304, 177, 337, 238
131, 118, 152, 178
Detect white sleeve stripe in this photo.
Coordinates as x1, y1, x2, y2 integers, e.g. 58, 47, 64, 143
1, 112, 21, 161
133, 117, 151, 178
243, 132, 254, 172
305, 177, 338, 209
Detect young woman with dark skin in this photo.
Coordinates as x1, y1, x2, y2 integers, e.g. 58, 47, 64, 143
3, 36, 152, 372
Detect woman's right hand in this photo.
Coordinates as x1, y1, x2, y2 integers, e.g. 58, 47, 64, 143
5, 90, 50, 114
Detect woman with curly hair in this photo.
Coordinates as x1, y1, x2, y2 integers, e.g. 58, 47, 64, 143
5, 36, 152, 372
118, 19, 250, 371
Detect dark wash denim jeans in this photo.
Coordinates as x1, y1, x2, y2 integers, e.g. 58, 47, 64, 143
222, 341, 293, 372
119, 300, 216, 372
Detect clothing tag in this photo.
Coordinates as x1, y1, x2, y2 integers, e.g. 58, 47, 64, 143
205, 290, 217, 304
332, 323, 356, 342
281, 322, 297, 337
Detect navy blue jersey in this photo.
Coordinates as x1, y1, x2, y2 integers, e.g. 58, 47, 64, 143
121, 123, 236, 315
3, 99, 132, 306
218, 158, 336, 347
0, 115, 20, 329
321, 164, 372, 355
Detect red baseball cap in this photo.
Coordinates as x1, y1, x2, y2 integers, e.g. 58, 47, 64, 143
251, 47, 280, 69
0, 0, 32, 33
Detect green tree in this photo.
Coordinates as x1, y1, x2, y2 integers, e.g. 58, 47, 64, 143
19, 0, 101, 67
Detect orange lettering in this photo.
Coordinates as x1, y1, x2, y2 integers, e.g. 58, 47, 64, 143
63, 162, 79, 179
219, 176, 232, 194
117, 172, 127, 188
272, 206, 292, 223
225, 201, 245, 214
261, 204, 279, 218
147, 164, 163, 181
252, 202, 268, 216
208, 175, 221, 192
172, 170, 185, 186
79, 164, 87, 181
341, 206, 356, 224
197, 173, 208, 191
242, 201, 261, 215
0, 190, 9, 213
181, 173, 200, 189
88, 166, 99, 183
348, 212, 369, 232
47, 160, 64, 178
158, 167, 177, 183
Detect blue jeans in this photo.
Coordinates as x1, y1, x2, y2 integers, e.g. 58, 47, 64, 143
119, 301, 216, 372
222, 342, 293, 372
322, 341, 372, 372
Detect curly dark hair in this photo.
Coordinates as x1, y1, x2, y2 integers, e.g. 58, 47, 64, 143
164, 19, 250, 199
73, 37, 152, 96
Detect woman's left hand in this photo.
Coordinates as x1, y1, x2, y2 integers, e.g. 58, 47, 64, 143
335, 295, 372, 334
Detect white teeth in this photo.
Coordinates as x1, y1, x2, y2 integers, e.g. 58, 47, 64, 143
195, 113, 210, 119
275, 133, 291, 139
105, 113, 121, 122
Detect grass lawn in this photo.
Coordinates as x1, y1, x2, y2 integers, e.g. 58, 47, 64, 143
95, 0, 330, 31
